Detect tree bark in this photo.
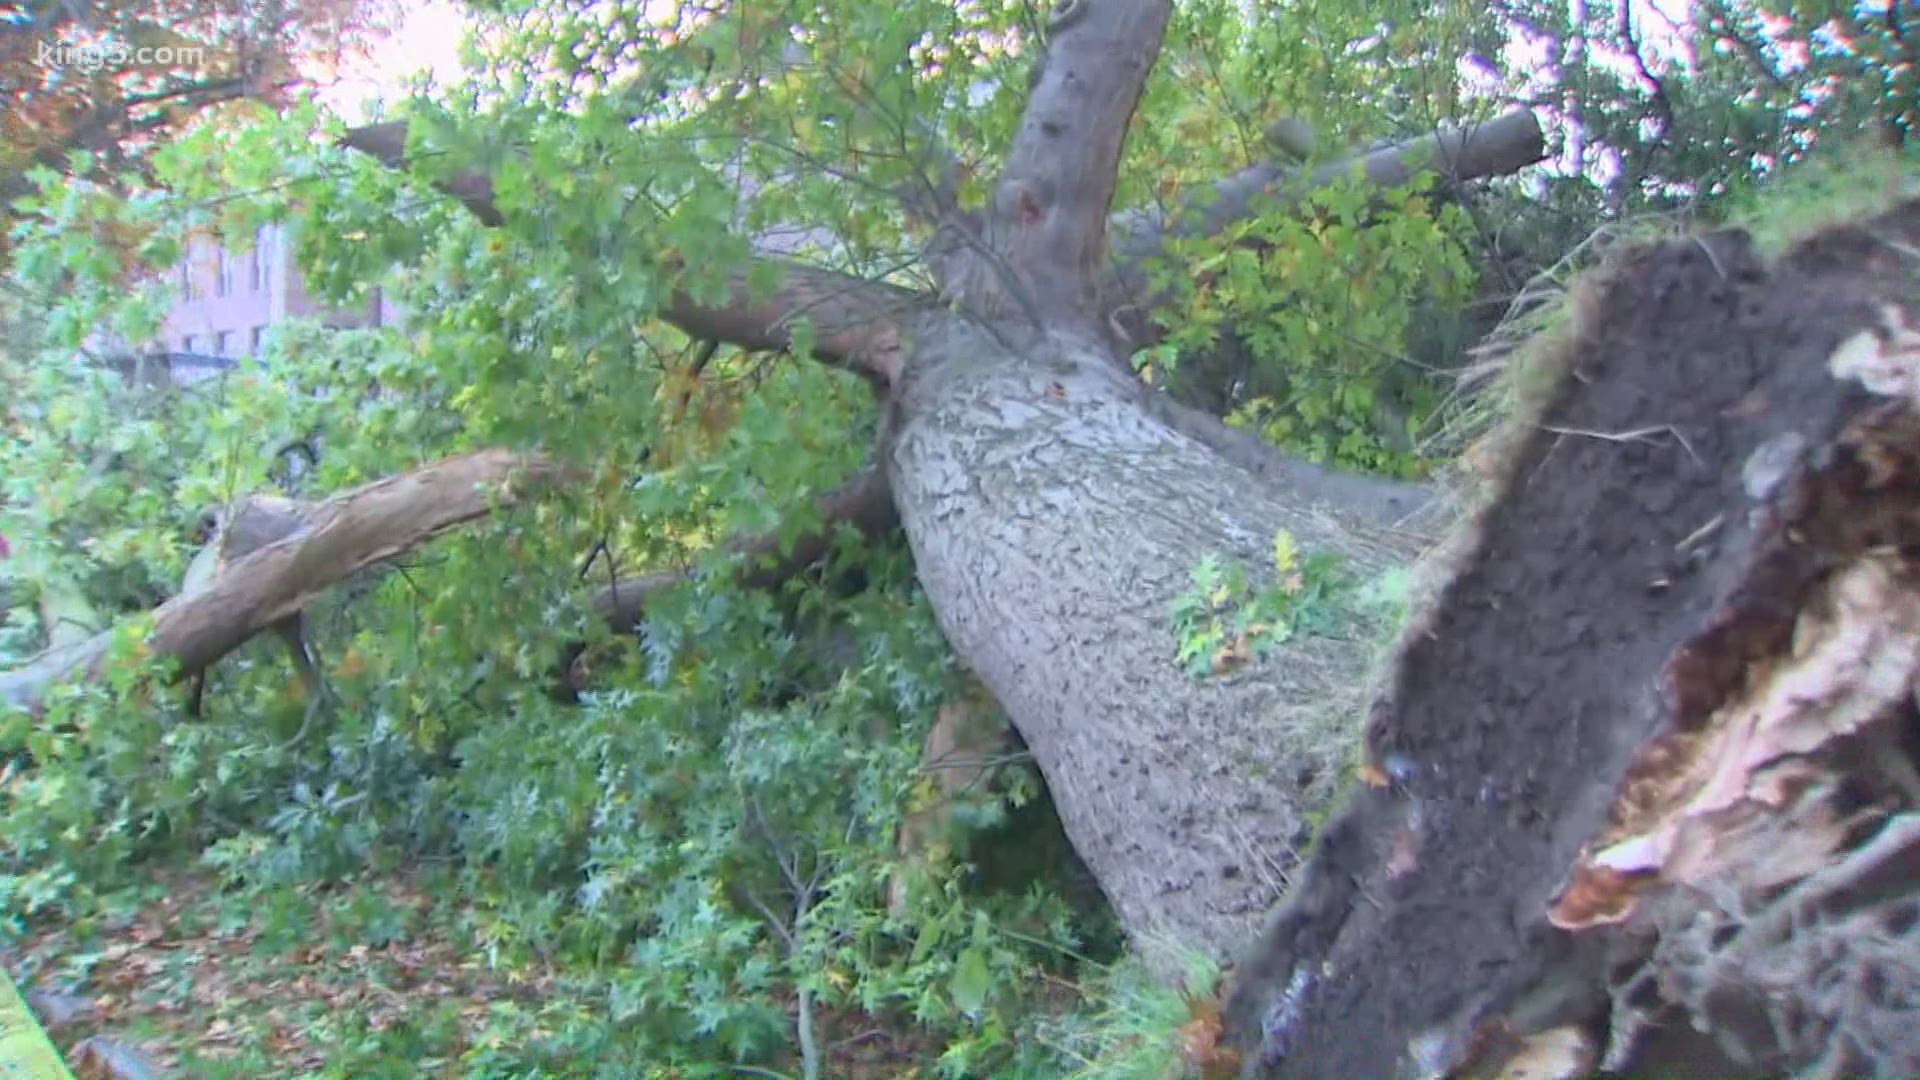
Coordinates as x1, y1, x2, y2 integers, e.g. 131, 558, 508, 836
888, 316, 1425, 965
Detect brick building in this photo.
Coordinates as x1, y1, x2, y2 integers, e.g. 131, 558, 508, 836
158, 223, 401, 359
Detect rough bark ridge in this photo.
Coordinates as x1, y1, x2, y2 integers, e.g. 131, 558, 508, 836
889, 317, 1424, 960
1223, 201, 1920, 1078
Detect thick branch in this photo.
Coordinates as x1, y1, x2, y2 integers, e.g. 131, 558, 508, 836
340, 122, 922, 387
0, 451, 570, 715
986, 0, 1174, 321
339, 121, 506, 226
589, 466, 897, 633
1105, 109, 1546, 347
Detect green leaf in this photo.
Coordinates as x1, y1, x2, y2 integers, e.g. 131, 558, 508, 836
950, 946, 993, 1017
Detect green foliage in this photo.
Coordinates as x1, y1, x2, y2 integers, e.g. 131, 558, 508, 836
1479, 0, 1920, 268
1021, 950, 1225, 1079
1114, 0, 1500, 476
1170, 531, 1354, 678
1721, 135, 1920, 255
1122, 0, 1503, 203
1144, 177, 1477, 475
0, 80, 1102, 1074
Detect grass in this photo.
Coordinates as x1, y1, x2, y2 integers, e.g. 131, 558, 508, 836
1426, 136, 1919, 491
1723, 139, 1920, 256
8, 859, 1184, 1078
1021, 949, 1228, 1080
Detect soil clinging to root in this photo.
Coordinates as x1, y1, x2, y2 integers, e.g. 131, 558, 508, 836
1224, 200, 1920, 1079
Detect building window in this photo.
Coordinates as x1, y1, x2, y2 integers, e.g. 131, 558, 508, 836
216, 331, 232, 356
252, 227, 270, 292
181, 259, 199, 301
216, 251, 235, 297
250, 326, 264, 354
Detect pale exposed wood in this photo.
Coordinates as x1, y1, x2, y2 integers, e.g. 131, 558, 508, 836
0, 451, 571, 715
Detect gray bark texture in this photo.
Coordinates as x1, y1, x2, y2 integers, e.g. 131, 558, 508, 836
887, 317, 1426, 964
868, 0, 1532, 965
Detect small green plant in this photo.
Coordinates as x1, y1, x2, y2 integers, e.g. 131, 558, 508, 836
1014, 948, 1232, 1079
1170, 531, 1352, 678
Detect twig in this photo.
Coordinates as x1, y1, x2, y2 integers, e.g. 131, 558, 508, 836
1690, 235, 1727, 280
1667, 425, 1700, 465
1539, 423, 1665, 442
828, 1028, 889, 1050
1675, 513, 1724, 554
271, 688, 328, 752
1222, 815, 1290, 896
575, 538, 609, 581
1539, 422, 1700, 465
742, 796, 823, 1080
739, 885, 797, 950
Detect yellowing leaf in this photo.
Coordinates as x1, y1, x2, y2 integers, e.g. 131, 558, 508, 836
1272, 531, 1297, 574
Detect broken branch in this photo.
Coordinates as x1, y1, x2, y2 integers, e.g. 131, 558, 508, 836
0, 450, 572, 715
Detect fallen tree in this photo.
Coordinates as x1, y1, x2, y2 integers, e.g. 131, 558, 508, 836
8, 0, 1548, 992
331, 90, 1539, 973
1224, 202, 1920, 1076
19, 0, 1920, 1071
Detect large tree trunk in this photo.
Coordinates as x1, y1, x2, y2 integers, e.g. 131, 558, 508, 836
1223, 201, 1920, 1077
887, 316, 1429, 963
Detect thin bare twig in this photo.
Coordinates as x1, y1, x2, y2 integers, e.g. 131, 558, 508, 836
1539, 423, 1700, 464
